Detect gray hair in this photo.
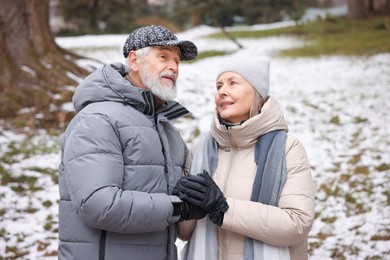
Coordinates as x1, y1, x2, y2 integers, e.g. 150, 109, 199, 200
124, 47, 150, 73
249, 90, 265, 118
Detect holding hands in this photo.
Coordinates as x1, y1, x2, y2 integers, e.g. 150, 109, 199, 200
173, 170, 229, 226
175, 200, 207, 222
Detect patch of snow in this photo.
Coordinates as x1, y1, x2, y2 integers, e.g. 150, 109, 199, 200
20, 65, 37, 76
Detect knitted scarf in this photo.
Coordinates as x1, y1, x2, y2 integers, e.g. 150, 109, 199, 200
183, 130, 289, 260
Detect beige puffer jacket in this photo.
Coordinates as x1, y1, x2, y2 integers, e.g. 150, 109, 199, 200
178, 97, 315, 260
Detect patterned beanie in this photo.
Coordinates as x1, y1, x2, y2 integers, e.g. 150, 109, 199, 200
123, 25, 198, 61
216, 58, 270, 99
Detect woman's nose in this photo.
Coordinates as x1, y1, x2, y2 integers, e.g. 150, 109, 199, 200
218, 85, 228, 96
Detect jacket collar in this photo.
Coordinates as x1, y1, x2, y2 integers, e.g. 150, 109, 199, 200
73, 63, 190, 121
211, 96, 288, 149
155, 99, 191, 122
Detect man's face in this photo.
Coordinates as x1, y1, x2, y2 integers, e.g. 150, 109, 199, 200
138, 46, 181, 101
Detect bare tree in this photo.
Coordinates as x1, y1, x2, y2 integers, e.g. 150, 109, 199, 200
347, 0, 368, 19
206, 0, 243, 49
0, 0, 89, 129
177, 0, 243, 49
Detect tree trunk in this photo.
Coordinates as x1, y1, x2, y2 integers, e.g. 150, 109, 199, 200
0, 0, 90, 129
347, 0, 368, 19
191, 13, 202, 26
368, 0, 375, 12
89, 0, 100, 30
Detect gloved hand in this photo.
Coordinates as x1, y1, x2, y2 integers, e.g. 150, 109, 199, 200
172, 200, 207, 222
173, 170, 229, 226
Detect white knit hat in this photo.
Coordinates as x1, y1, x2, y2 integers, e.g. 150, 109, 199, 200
216, 58, 270, 99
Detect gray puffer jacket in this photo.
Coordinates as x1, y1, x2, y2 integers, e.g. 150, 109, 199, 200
58, 63, 189, 260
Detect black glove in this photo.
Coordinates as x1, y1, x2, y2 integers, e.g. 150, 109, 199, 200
173, 170, 229, 226
172, 200, 207, 222
172, 186, 207, 221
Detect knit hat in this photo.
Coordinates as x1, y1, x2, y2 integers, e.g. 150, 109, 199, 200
216, 58, 270, 99
123, 25, 198, 61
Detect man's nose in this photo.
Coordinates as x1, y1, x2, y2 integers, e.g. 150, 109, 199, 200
167, 59, 179, 73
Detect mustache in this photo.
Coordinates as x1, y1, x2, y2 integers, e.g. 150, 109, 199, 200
160, 71, 177, 82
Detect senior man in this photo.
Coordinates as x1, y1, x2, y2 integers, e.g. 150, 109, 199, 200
58, 25, 204, 260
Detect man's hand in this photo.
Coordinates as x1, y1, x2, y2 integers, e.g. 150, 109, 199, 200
172, 191, 206, 222
172, 170, 228, 226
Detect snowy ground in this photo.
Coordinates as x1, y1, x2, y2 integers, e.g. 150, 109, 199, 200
0, 23, 389, 259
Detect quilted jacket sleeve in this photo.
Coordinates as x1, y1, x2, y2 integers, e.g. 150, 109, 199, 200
62, 113, 177, 233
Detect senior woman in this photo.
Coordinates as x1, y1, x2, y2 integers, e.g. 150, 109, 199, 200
173, 58, 315, 260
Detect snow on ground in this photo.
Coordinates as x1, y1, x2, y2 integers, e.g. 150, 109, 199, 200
1, 22, 389, 259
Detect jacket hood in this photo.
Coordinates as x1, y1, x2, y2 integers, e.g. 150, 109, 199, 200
211, 96, 288, 149
73, 63, 187, 119
73, 63, 143, 112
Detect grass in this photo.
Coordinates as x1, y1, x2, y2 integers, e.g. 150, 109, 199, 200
185, 50, 232, 62
207, 15, 390, 57
0, 132, 60, 194
0, 131, 60, 259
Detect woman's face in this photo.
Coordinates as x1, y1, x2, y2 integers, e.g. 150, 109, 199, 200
215, 72, 255, 124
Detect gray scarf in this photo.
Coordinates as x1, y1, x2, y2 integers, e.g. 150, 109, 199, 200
183, 130, 288, 260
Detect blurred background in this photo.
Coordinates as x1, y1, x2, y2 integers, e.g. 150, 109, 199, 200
1, 0, 389, 129
0, 0, 389, 259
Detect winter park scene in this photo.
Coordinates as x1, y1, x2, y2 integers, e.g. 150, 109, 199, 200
0, 1, 389, 259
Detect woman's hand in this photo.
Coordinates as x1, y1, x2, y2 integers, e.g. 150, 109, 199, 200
173, 170, 229, 226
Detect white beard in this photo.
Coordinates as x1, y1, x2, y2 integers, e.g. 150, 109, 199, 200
139, 64, 177, 101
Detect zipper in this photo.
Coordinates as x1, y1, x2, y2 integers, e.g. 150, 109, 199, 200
99, 230, 106, 260
220, 126, 236, 194
224, 125, 238, 151
154, 114, 173, 260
